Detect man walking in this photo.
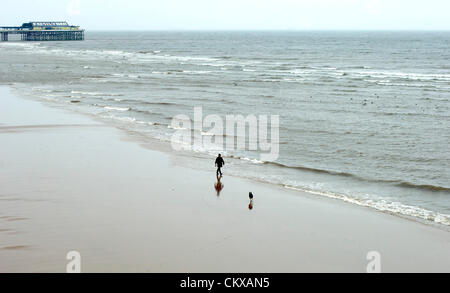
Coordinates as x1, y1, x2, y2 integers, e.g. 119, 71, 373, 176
215, 154, 225, 178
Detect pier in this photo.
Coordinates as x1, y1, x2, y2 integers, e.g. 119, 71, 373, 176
0, 21, 84, 42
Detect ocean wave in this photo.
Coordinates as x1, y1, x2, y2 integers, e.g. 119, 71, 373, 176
263, 160, 355, 177
200, 62, 229, 67
335, 89, 358, 92
279, 162, 448, 192
226, 158, 450, 194
82, 74, 110, 79
71, 90, 123, 97
358, 70, 450, 82
395, 182, 450, 192
93, 102, 172, 119
33, 88, 67, 94
239, 157, 265, 164
137, 50, 161, 54
373, 81, 440, 88
99, 114, 136, 123
112, 73, 141, 79
0, 42, 41, 48
127, 108, 169, 118
337, 66, 372, 70
168, 125, 189, 130
182, 70, 213, 75
135, 120, 157, 126
104, 106, 130, 112
284, 185, 450, 226
101, 114, 162, 127
16, 45, 221, 67
367, 111, 450, 119
118, 99, 178, 107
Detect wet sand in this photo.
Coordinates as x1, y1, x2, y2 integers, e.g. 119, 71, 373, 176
0, 86, 449, 273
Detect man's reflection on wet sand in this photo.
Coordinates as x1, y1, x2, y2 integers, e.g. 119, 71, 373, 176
214, 176, 224, 197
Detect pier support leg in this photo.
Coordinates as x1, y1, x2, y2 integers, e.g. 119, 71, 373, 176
1, 33, 8, 42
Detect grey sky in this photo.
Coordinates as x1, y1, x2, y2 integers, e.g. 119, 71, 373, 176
1, 0, 449, 30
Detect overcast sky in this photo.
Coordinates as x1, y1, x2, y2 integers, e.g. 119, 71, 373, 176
1, 0, 449, 30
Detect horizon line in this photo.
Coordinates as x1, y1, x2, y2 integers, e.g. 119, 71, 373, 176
82, 29, 450, 32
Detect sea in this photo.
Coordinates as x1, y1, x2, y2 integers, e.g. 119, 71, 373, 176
1, 31, 449, 226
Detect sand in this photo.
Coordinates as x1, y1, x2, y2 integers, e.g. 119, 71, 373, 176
0, 86, 449, 273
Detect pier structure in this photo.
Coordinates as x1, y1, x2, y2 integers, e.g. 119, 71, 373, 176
0, 21, 84, 42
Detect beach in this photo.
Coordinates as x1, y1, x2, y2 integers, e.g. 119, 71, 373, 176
2, 32, 450, 227
1, 86, 449, 273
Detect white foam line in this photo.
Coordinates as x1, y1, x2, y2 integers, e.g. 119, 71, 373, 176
284, 185, 450, 226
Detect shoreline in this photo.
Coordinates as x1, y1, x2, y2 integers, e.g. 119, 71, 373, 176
1, 86, 450, 272
11, 85, 450, 231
